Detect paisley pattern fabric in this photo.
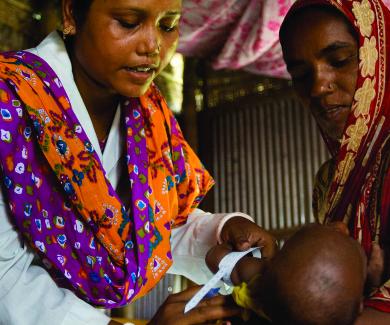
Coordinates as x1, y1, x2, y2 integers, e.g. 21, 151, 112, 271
285, 0, 390, 311
0, 50, 214, 308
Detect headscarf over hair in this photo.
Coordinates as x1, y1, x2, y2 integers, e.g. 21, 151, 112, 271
281, 0, 390, 312
0, 51, 214, 307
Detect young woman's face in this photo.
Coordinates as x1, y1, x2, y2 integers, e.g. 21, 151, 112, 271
66, 0, 181, 98
281, 8, 358, 141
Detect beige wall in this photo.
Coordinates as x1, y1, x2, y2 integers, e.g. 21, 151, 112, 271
0, 0, 33, 51
0, 0, 59, 51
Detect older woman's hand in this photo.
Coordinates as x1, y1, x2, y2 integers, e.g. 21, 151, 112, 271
220, 217, 278, 259
148, 285, 240, 325
366, 243, 385, 290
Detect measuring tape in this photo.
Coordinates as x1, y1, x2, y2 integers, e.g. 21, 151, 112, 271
184, 247, 261, 313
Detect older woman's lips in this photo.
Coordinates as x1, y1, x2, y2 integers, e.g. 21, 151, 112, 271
321, 105, 350, 120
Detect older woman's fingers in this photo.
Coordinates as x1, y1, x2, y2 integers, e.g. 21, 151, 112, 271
367, 242, 385, 288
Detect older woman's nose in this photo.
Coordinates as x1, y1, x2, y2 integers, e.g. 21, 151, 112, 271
310, 65, 336, 98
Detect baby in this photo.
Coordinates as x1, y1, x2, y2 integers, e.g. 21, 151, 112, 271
206, 224, 367, 325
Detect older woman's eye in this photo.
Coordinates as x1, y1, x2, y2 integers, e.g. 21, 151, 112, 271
331, 58, 349, 68
330, 53, 358, 68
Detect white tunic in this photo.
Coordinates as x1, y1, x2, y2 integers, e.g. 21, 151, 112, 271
0, 32, 252, 325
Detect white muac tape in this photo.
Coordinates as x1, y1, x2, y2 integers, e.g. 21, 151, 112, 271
184, 247, 262, 313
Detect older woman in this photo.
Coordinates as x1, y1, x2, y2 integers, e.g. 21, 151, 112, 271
280, 0, 390, 323
0, 1, 277, 325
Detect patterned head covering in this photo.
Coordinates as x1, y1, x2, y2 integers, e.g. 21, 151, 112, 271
0, 50, 214, 307
281, 0, 390, 311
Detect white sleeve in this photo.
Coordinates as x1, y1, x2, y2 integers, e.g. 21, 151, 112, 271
0, 196, 111, 325
168, 209, 253, 284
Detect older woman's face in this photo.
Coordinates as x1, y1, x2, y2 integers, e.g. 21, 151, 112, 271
281, 9, 358, 141
67, 0, 181, 98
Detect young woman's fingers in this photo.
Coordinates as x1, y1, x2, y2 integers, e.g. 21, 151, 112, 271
149, 291, 240, 325
165, 285, 203, 303
255, 235, 278, 259
195, 294, 235, 308
183, 304, 241, 324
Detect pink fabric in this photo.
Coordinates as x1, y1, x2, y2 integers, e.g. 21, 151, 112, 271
178, 0, 390, 78
178, 0, 295, 78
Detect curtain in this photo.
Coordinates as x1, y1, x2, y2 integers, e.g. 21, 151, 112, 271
178, 0, 295, 78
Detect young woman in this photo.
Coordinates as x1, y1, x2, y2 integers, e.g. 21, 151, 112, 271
280, 0, 390, 323
0, 1, 277, 324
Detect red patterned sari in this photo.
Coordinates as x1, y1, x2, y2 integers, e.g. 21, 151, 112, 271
287, 0, 390, 312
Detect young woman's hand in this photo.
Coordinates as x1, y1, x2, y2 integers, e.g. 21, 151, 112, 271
220, 217, 278, 259
148, 285, 241, 325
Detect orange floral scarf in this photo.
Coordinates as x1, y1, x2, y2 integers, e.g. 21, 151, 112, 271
0, 50, 214, 307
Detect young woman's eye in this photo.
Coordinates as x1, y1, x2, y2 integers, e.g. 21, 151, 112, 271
118, 20, 138, 29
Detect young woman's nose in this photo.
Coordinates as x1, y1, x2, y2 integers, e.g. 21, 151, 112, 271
137, 24, 161, 57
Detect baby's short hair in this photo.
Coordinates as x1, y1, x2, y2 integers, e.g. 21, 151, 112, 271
259, 224, 365, 325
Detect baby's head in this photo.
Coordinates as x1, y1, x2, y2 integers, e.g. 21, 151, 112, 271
260, 224, 366, 325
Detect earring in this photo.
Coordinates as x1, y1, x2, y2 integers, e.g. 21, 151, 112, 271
63, 26, 74, 40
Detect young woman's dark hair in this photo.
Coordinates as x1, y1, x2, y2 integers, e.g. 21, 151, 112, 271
72, 0, 93, 26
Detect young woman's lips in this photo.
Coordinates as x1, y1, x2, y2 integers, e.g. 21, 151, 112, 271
123, 66, 156, 84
